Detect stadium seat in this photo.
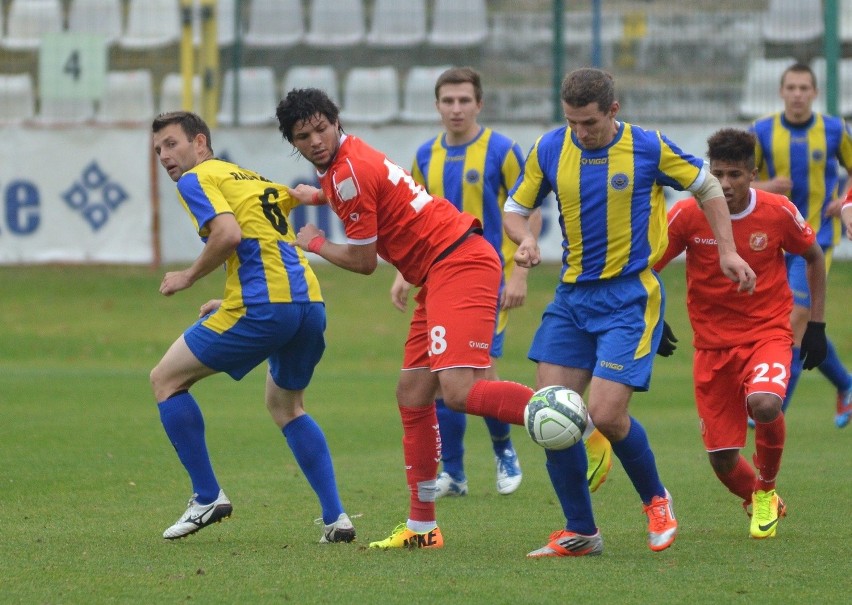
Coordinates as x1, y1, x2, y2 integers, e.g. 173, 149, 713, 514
366, 0, 427, 48
0, 73, 36, 124
304, 0, 366, 48
428, 0, 488, 48
194, 0, 241, 47
217, 67, 278, 126
341, 67, 399, 125
96, 70, 155, 124
282, 66, 339, 104
841, 0, 852, 45
121, 0, 181, 49
159, 72, 202, 113
738, 56, 796, 120
67, 0, 124, 46
400, 65, 451, 123
761, 0, 823, 44
35, 97, 96, 125
244, 0, 303, 48
2, 0, 63, 51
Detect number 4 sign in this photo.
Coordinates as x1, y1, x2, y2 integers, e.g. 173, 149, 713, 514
39, 33, 107, 100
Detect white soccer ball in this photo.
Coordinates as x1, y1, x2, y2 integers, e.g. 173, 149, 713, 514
524, 385, 588, 450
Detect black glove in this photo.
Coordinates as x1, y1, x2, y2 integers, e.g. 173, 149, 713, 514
657, 321, 678, 357
800, 321, 827, 370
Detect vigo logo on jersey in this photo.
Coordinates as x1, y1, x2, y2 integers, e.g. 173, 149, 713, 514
749, 231, 768, 251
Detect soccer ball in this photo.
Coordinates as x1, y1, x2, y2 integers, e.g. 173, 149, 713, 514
524, 385, 588, 450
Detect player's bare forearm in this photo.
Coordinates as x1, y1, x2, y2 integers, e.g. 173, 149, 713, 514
701, 196, 756, 293
803, 243, 826, 323
160, 215, 240, 296
292, 223, 378, 275
503, 210, 540, 268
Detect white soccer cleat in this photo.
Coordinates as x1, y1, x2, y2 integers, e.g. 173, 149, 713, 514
495, 447, 522, 495
163, 489, 232, 540
320, 512, 356, 543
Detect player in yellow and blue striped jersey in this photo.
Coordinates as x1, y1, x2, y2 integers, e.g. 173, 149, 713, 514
504, 68, 756, 557
750, 62, 852, 428
150, 111, 355, 544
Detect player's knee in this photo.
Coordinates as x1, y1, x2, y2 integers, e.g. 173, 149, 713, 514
748, 393, 782, 423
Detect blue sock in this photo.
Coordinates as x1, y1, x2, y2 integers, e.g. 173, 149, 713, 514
610, 417, 665, 504
545, 444, 596, 535
283, 414, 344, 525
817, 339, 852, 393
158, 391, 220, 504
782, 347, 803, 413
436, 398, 466, 481
484, 416, 512, 456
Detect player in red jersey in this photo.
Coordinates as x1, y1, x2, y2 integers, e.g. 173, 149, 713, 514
843, 189, 852, 239
275, 87, 535, 550
655, 128, 827, 539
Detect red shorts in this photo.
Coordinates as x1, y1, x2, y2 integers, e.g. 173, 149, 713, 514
402, 234, 502, 371
693, 337, 792, 451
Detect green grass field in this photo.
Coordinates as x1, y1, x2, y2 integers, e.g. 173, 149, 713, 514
2, 261, 851, 604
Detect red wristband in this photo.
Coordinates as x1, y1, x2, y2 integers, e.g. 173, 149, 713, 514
307, 235, 326, 254
311, 190, 322, 205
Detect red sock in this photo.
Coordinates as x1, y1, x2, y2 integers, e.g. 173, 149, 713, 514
399, 404, 440, 523
465, 379, 533, 426
715, 454, 757, 504
754, 414, 786, 492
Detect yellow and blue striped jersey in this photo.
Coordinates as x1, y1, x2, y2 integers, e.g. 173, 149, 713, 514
751, 112, 852, 248
510, 122, 702, 283
176, 158, 322, 308
410, 126, 524, 271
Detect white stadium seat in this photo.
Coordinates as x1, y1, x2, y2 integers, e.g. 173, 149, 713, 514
160, 72, 202, 113
217, 67, 278, 126
428, 0, 488, 48
341, 67, 399, 125
282, 66, 339, 104
738, 56, 796, 120
244, 0, 304, 48
3, 0, 63, 51
761, 0, 823, 44
400, 65, 451, 123
67, 0, 124, 46
0, 73, 36, 124
96, 70, 155, 124
305, 0, 365, 48
121, 0, 181, 49
367, 0, 427, 48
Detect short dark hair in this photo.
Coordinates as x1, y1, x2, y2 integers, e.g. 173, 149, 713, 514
706, 128, 756, 170
434, 66, 482, 102
781, 62, 817, 89
276, 88, 341, 143
152, 111, 213, 151
560, 68, 615, 110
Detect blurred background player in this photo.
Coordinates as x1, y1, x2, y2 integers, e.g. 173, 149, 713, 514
394, 66, 526, 497
150, 111, 355, 544
655, 128, 826, 539
277, 88, 540, 552
750, 62, 852, 428
504, 68, 756, 557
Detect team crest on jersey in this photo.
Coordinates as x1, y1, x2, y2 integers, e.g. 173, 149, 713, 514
811, 149, 825, 162
465, 169, 481, 184
611, 173, 629, 190
349, 212, 360, 222
749, 231, 768, 251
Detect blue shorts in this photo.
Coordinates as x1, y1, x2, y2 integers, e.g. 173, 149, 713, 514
786, 245, 832, 308
184, 302, 326, 390
528, 270, 665, 391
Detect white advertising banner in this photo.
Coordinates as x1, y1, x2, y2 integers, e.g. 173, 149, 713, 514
0, 127, 153, 264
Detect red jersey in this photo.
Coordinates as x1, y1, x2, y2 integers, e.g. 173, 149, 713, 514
317, 135, 479, 286
655, 189, 815, 349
